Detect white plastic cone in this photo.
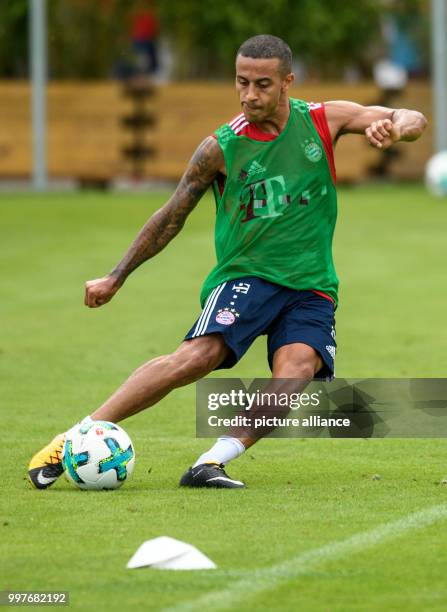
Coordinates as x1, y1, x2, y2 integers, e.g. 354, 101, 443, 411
126, 536, 217, 570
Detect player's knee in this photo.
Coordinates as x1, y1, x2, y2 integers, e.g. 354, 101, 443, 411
276, 360, 317, 380
273, 344, 322, 379
295, 362, 317, 379
171, 337, 226, 379
188, 338, 227, 373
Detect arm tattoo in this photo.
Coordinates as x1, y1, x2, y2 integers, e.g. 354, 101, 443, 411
110, 137, 223, 285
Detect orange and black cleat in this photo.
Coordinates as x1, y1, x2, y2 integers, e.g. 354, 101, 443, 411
28, 434, 66, 489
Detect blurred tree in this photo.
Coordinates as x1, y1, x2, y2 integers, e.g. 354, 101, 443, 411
48, 0, 132, 79
0, 0, 134, 79
158, 0, 383, 79
0, 0, 29, 77
0, 0, 429, 80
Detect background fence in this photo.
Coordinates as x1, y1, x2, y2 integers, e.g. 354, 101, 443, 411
0, 81, 433, 184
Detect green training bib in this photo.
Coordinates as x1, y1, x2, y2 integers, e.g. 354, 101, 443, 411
201, 98, 339, 306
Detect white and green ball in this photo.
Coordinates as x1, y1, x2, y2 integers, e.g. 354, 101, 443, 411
425, 150, 447, 198
62, 421, 135, 490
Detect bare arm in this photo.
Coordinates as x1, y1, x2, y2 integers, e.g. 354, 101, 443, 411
85, 136, 224, 308
325, 100, 427, 149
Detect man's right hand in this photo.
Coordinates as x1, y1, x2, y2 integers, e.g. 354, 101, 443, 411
84, 275, 121, 308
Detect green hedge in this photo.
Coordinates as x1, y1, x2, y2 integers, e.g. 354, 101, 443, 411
0, 0, 428, 79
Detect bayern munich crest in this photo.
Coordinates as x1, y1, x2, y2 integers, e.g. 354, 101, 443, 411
302, 138, 323, 162
216, 307, 240, 325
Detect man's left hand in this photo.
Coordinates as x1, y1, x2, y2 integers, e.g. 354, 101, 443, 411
365, 119, 401, 149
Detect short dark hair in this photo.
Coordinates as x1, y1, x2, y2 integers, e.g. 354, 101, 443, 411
237, 35, 292, 76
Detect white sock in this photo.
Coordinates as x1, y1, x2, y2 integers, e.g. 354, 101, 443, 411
65, 415, 92, 435
193, 436, 246, 467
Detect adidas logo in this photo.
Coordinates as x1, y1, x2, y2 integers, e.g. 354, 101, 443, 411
326, 345, 336, 359
246, 161, 266, 179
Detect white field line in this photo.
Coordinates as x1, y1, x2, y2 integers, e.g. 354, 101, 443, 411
165, 503, 447, 612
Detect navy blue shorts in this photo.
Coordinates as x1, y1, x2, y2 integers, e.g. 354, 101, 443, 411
184, 277, 336, 378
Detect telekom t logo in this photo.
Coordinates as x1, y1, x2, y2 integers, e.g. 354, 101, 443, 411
232, 282, 250, 294
239, 175, 291, 223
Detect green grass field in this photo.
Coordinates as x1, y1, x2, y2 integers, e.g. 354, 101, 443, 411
2, 185, 447, 611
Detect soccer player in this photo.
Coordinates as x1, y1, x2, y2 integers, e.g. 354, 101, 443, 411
28, 35, 426, 489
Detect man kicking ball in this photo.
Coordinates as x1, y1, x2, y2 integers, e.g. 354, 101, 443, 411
28, 34, 426, 489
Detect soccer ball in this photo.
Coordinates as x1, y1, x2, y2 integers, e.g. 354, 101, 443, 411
425, 151, 447, 197
62, 421, 135, 490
